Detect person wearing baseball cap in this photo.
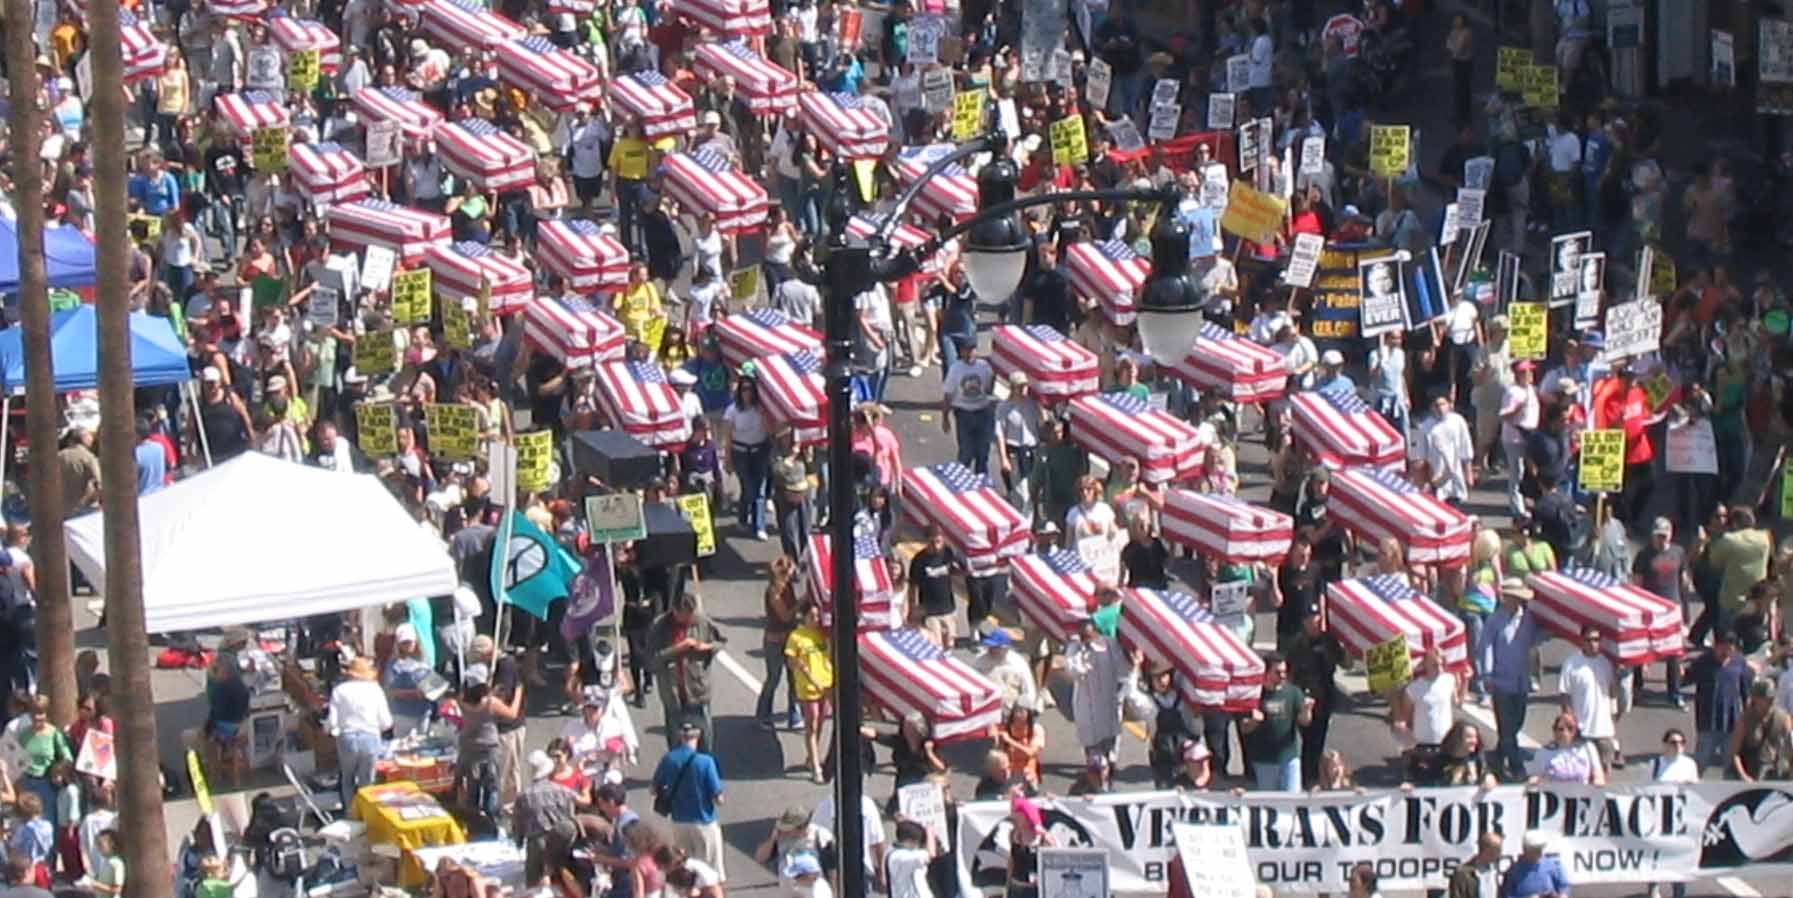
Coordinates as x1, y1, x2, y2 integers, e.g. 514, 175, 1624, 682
1504, 830, 1569, 898
1316, 349, 1356, 398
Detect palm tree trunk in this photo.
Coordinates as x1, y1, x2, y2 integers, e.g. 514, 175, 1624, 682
86, 5, 172, 892
5, 0, 78, 729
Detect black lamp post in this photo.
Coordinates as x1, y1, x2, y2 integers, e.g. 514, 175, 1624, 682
816, 134, 1206, 898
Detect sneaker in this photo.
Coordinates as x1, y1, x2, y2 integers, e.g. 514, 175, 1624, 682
1670, 694, 1687, 709
811, 768, 826, 784
909, 365, 924, 377
755, 529, 770, 541
789, 715, 803, 730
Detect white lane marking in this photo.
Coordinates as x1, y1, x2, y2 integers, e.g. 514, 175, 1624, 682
717, 648, 765, 695
1717, 877, 1762, 898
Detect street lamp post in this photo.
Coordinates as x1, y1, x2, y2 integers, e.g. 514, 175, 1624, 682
818, 132, 1207, 898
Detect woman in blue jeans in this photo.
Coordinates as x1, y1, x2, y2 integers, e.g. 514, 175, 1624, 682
723, 378, 773, 540
755, 557, 802, 729
327, 657, 393, 808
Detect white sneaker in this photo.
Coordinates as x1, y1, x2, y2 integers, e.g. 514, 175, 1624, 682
909, 365, 924, 377
755, 529, 769, 541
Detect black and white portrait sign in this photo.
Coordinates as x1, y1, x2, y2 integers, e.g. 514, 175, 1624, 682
1359, 254, 1407, 337
1549, 231, 1592, 308
1574, 251, 1607, 330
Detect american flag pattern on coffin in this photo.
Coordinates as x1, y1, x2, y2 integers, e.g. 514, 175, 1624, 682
287, 142, 371, 204
494, 37, 602, 113
859, 628, 1003, 740
1289, 388, 1405, 470
213, 91, 290, 139
899, 464, 1030, 571
423, 242, 533, 314
537, 219, 630, 294
1065, 239, 1152, 326
714, 308, 823, 370
523, 296, 626, 368
694, 41, 798, 115
1326, 574, 1472, 674
805, 534, 901, 630
1067, 392, 1206, 485
611, 71, 698, 140
121, 12, 167, 82
1161, 490, 1294, 564
435, 118, 537, 193
266, 13, 342, 72
892, 146, 977, 224
661, 150, 769, 235
665, 0, 773, 36
1526, 568, 1686, 666
753, 351, 827, 446
1170, 322, 1290, 403
797, 91, 890, 160
207, 0, 269, 19
990, 325, 1100, 402
351, 87, 444, 144
593, 360, 692, 448
418, 0, 525, 53
1009, 550, 1100, 643
1117, 589, 1265, 712
325, 199, 451, 265
1328, 467, 1474, 566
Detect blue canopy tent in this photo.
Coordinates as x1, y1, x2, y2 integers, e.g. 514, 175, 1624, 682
0, 217, 98, 294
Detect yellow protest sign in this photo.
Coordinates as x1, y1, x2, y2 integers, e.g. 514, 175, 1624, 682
252, 126, 289, 172
952, 90, 985, 142
127, 212, 162, 243
1050, 115, 1089, 166
729, 267, 759, 303
1496, 47, 1530, 92
390, 268, 432, 325
425, 403, 481, 459
352, 329, 398, 375
288, 48, 320, 92
1218, 180, 1288, 244
640, 316, 667, 354
187, 750, 213, 817
674, 493, 717, 557
1523, 64, 1559, 108
1578, 428, 1626, 492
1508, 302, 1548, 360
442, 297, 473, 349
355, 403, 398, 456
1650, 251, 1677, 297
1781, 456, 1793, 520
1369, 125, 1410, 179
1365, 633, 1412, 694
515, 430, 555, 495
851, 159, 877, 203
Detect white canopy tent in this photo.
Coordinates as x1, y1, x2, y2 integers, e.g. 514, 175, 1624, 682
66, 453, 459, 633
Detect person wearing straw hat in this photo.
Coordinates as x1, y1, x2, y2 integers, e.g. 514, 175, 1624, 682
327, 655, 392, 809
1478, 578, 1544, 781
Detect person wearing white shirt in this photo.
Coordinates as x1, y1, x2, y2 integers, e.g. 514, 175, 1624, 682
1422, 392, 1476, 504
1273, 326, 1318, 390
1649, 728, 1697, 898
1391, 647, 1459, 774
1250, 306, 1292, 346
1558, 624, 1620, 768
972, 628, 1039, 713
810, 792, 886, 887
566, 110, 611, 209
1499, 362, 1541, 516
1247, 19, 1274, 103
328, 656, 393, 808
882, 820, 936, 898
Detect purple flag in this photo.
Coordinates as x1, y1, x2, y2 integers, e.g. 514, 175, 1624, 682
561, 543, 617, 642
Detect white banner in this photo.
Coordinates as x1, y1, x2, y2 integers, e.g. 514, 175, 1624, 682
957, 784, 1793, 895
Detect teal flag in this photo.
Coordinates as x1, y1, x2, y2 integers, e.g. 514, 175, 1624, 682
490, 510, 581, 620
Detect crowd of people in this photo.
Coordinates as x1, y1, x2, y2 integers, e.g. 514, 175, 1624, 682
5, 0, 1793, 894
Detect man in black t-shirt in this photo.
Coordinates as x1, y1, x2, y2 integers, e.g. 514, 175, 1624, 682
909, 526, 960, 647
1020, 243, 1077, 334
1273, 538, 1320, 652
1120, 517, 1170, 590
1295, 470, 1347, 585
470, 634, 528, 806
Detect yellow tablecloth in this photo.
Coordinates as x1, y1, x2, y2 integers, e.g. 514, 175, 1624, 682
352, 781, 466, 886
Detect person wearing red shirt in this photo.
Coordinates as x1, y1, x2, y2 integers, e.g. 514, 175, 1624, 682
1592, 363, 1667, 528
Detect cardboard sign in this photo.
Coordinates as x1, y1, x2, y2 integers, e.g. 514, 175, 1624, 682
1218, 180, 1286, 244
514, 429, 555, 494
1170, 824, 1255, 898
729, 267, 760, 304
1464, 155, 1495, 190
952, 90, 986, 142
1207, 93, 1236, 130
365, 119, 403, 168
898, 782, 950, 848
1038, 848, 1111, 898
288, 48, 320, 92
1050, 115, 1089, 166
442, 295, 474, 350
921, 68, 953, 113
1107, 117, 1145, 154
352, 329, 399, 375
1200, 162, 1229, 210
1149, 104, 1180, 142
1666, 418, 1718, 475
355, 403, 398, 456
76, 728, 116, 781
391, 269, 433, 324
1369, 125, 1410, 178
1225, 54, 1250, 93
188, 750, 214, 817
247, 47, 283, 91
1714, 30, 1736, 87
1523, 64, 1559, 107
1283, 233, 1325, 288
1578, 428, 1626, 492
1210, 580, 1250, 618
1086, 58, 1112, 110
1236, 119, 1261, 172
1604, 300, 1663, 360
252, 126, 289, 172
1365, 633, 1412, 694
1357, 254, 1406, 338
1299, 135, 1326, 176
307, 285, 341, 329
426, 403, 482, 459
1508, 302, 1548, 360
673, 493, 716, 557
586, 493, 647, 543
361, 245, 397, 294
1496, 46, 1530, 92
127, 213, 163, 243
1455, 188, 1487, 229
836, 8, 863, 49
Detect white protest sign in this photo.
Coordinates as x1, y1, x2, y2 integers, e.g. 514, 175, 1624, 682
1207, 93, 1236, 130
1053, 48, 1075, 88
998, 98, 1022, 140
908, 17, 942, 64
247, 47, 284, 91
897, 782, 949, 847
361, 244, 397, 294
1107, 117, 1145, 154
1464, 155, 1495, 190
1148, 104, 1180, 142
365, 119, 403, 168
1604, 299, 1663, 359
1210, 580, 1250, 618
586, 492, 648, 543
1038, 848, 1110, 898
1283, 232, 1324, 288
1236, 120, 1261, 172
75, 728, 117, 782
1300, 135, 1326, 176
1151, 78, 1180, 109
1226, 54, 1250, 92
921, 68, 954, 113
1713, 30, 1736, 86
307, 285, 341, 329
1085, 58, 1112, 110
75, 53, 94, 103
1172, 823, 1256, 898
1455, 188, 1487, 228
1200, 162, 1229, 209
1076, 533, 1121, 584
1440, 203, 1462, 248
1666, 418, 1718, 475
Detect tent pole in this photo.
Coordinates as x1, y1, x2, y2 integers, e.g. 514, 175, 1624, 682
187, 382, 213, 468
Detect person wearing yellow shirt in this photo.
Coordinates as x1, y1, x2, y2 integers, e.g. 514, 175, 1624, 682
784, 602, 833, 783
614, 261, 664, 348
609, 119, 655, 251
